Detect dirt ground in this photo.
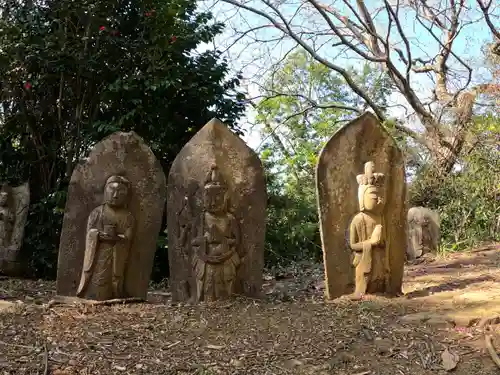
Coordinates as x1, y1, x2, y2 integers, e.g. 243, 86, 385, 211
1, 244, 500, 375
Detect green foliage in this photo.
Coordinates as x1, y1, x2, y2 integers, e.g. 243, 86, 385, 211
263, 157, 322, 266
410, 115, 500, 252
0, 0, 245, 279
257, 49, 391, 266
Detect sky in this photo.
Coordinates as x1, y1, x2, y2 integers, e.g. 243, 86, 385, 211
197, 0, 499, 150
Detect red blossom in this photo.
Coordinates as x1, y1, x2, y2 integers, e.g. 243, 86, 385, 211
99, 26, 106, 31
170, 36, 177, 43
145, 12, 151, 17
24, 82, 32, 90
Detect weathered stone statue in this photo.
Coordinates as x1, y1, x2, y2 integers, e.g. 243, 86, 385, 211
57, 132, 166, 300
316, 112, 406, 299
0, 185, 15, 248
77, 175, 135, 300
0, 182, 29, 276
349, 161, 389, 299
407, 207, 440, 260
191, 165, 241, 301
167, 118, 266, 302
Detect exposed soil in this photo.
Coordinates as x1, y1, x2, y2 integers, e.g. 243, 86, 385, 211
1, 243, 500, 375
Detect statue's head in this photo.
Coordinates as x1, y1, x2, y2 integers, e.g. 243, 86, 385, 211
356, 161, 385, 214
203, 164, 228, 214
0, 185, 10, 206
104, 175, 131, 208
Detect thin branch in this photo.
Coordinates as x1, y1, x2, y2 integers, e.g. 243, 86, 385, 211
476, 0, 500, 40
249, 91, 363, 113
315, 0, 436, 130
384, 0, 413, 79
305, 0, 387, 62
222, 25, 273, 54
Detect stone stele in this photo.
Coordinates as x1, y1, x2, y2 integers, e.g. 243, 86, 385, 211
56, 132, 166, 300
0, 182, 30, 275
316, 112, 406, 299
407, 206, 440, 260
167, 118, 267, 302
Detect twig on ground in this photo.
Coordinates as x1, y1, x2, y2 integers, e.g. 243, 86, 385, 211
166, 341, 181, 349
469, 244, 500, 253
46, 296, 144, 308
43, 342, 49, 375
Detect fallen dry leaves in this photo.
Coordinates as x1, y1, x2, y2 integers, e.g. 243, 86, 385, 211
1, 246, 500, 375
441, 348, 460, 371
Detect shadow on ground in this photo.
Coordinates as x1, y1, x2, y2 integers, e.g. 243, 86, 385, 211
0, 244, 499, 374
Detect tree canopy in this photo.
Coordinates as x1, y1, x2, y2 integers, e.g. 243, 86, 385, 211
0, 0, 245, 278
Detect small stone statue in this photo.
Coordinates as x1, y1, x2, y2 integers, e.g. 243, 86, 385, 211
0, 182, 30, 275
0, 185, 14, 248
77, 175, 135, 301
407, 207, 440, 259
191, 165, 241, 301
348, 161, 389, 299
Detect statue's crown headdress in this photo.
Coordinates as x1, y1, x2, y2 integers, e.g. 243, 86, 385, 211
356, 161, 385, 187
204, 164, 227, 193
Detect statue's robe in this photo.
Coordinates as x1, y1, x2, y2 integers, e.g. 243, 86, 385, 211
77, 205, 134, 300
192, 212, 240, 301
349, 212, 389, 294
0, 207, 14, 248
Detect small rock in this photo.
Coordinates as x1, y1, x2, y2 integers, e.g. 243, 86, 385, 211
282, 359, 303, 368
230, 359, 244, 368
399, 312, 430, 323
328, 351, 354, 367
442, 348, 459, 371
426, 316, 454, 327
374, 338, 392, 355
0, 300, 17, 313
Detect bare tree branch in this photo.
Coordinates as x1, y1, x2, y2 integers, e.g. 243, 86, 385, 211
218, 0, 498, 173
220, 0, 387, 120
248, 92, 363, 113
476, 0, 500, 41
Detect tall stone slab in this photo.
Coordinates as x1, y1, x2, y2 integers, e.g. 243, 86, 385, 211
167, 118, 266, 302
316, 112, 406, 299
56, 132, 166, 299
0, 182, 30, 275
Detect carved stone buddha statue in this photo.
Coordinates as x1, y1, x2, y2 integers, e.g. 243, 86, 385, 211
77, 175, 135, 301
191, 165, 241, 302
348, 161, 390, 299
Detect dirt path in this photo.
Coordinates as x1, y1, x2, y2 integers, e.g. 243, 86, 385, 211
403, 245, 500, 327
1, 245, 499, 374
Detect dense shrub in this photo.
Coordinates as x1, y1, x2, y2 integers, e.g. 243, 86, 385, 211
0, 0, 245, 279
